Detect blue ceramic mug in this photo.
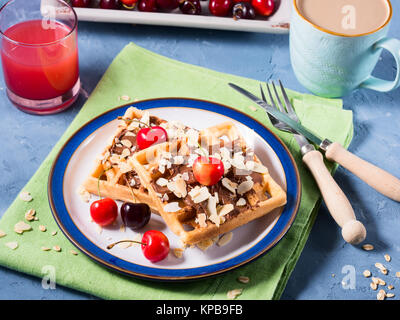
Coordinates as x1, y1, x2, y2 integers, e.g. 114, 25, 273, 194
290, 0, 400, 98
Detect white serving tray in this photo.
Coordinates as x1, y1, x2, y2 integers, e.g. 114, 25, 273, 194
74, 0, 291, 34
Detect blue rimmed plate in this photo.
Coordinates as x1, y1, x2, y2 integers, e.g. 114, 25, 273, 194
48, 98, 301, 281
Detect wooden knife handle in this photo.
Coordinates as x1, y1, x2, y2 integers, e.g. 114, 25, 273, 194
326, 142, 400, 202
303, 150, 366, 244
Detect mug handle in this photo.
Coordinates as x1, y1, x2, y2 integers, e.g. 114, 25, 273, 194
359, 37, 400, 92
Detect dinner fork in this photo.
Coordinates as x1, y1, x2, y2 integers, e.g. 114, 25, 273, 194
261, 81, 366, 245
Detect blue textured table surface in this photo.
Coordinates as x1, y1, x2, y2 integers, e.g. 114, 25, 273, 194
1, 1, 399, 300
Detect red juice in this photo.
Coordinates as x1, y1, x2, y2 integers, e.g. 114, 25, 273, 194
1, 20, 79, 100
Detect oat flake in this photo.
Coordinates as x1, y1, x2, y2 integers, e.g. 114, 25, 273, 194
227, 289, 243, 300
5, 242, 18, 250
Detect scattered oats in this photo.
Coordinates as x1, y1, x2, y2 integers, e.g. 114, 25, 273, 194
387, 285, 394, 290
5, 242, 18, 250
370, 282, 378, 291
386, 293, 395, 298
248, 105, 257, 112
19, 191, 32, 202
237, 276, 250, 284
34, 217, 39, 221
70, 250, 78, 256
396, 271, 400, 278
227, 289, 242, 300
377, 289, 386, 300
53, 246, 61, 252
24, 209, 36, 221
371, 277, 380, 285
363, 270, 371, 278
120, 95, 130, 101
14, 221, 32, 234
217, 232, 233, 247
375, 262, 387, 274
173, 248, 184, 259
164, 202, 181, 213
197, 239, 214, 251
384, 254, 391, 262
378, 278, 386, 286
362, 244, 374, 251
39, 225, 46, 232
77, 185, 91, 203
51, 231, 57, 236
0, 230, 6, 238
41, 247, 51, 251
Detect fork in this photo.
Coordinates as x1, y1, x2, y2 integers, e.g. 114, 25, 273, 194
261, 81, 366, 245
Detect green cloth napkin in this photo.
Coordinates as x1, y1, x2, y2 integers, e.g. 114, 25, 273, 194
0, 43, 353, 300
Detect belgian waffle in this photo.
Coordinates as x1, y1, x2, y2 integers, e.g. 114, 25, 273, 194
130, 122, 287, 245
82, 107, 201, 212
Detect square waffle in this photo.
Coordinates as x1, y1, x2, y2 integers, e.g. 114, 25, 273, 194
129, 121, 287, 245
82, 107, 201, 212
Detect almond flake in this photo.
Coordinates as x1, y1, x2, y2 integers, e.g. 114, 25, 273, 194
207, 196, 218, 220
14, 221, 32, 234
237, 180, 254, 195
118, 162, 132, 174
173, 155, 185, 165
196, 213, 207, 228
377, 289, 386, 300
173, 248, 184, 259
53, 246, 61, 252
70, 250, 78, 256
363, 270, 371, 278
245, 161, 268, 174
24, 209, 36, 221
237, 276, 250, 284
39, 225, 46, 232
163, 202, 181, 213
236, 198, 246, 206
221, 178, 237, 194
196, 239, 214, 251
227, 289, 242, 300
121, 139, 132, 148
19, 191, 32, 202
217, 232, 233, 247
0, 230, 6, 238
218, 204, 234, 217
167, 178, 187, 198
186, 128, 199, 147
5, 242, 18, 250
41, 247, 51, 251
121, 148, 130, 158
384, 254, 391, 262
362, 244, 374, 251
375, 262, 385, 270
189, 186, 211, 203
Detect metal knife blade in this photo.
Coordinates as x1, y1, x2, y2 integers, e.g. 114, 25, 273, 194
229, 83, 324, 147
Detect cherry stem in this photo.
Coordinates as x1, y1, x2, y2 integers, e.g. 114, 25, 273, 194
107, 239, 146, 249
118, 117, 150, 128
197, 142, 209, 160
124, 174, 137, 203
97, 166, 113, 199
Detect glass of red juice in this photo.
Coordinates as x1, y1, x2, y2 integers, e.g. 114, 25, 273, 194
0, 0, 80, 115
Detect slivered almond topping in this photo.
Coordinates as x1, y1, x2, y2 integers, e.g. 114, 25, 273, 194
140, 111, 150, 126
173, 155, 185, 165
182, 172, 190, 181
127, 121, 140, 131
121, 148, 130, 158
19, 191, 32, 202
0, 230, 6, 238
221, 178, 237, 194
118, 162, 132, 174
163, 202, 181, 213
196, 213, 207, 228
187, 128, 199, 147
237, 276, 250, 284
173, 248, 184, 258
124, 131, 135, 137
189, 186, 211, 203
121, 139, 132, 148
245, 161, 268, 174
236, 198, 246, 206
363, 270, 371, 278
24, 209, 36, 221
5, 242, 18, 250
384, 254, 391, 262
237, 180, 254, 195
218, 204, 234, 217
218, 232, 233, 247
14, 221, 32, 234
227, 289, 242, 300
362, 244, 374, 251
167, 177, 187, 198
377, 289, 386, 300
207, 196, 218, 221
196, 239, 214, 251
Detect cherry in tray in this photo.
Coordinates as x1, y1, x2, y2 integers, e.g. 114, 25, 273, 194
209, 0, 233, 17
179, 0, 201, 15
138, 0, 158, 11
233, 2, 256, 19
71, 0, 92, 7
100, 0, 121, 9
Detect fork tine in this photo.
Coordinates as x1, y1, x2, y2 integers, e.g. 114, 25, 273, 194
265, 82, 280, 111
259, 84, 267, 102
271, 81, 287, 113
278, 80, 299, 121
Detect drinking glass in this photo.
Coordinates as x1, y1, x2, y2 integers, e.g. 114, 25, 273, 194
0, 0, 80, 114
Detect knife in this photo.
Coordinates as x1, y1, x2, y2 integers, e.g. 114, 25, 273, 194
229, 83, 400, 203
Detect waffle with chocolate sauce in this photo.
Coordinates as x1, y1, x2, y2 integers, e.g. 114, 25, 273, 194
82, 107, 200, 212
130, 122, 287, 245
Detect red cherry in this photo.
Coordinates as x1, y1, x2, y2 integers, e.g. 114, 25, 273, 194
156, 0, 179, 11
192, 156, 224, 186
71, 0, 92, 7
90, 198, 118, 226
209, 0, 233, 17
141, 230, 170, 262
136, 126, 168, 150
251, 0, 274, 16
138, 0, 158, 11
